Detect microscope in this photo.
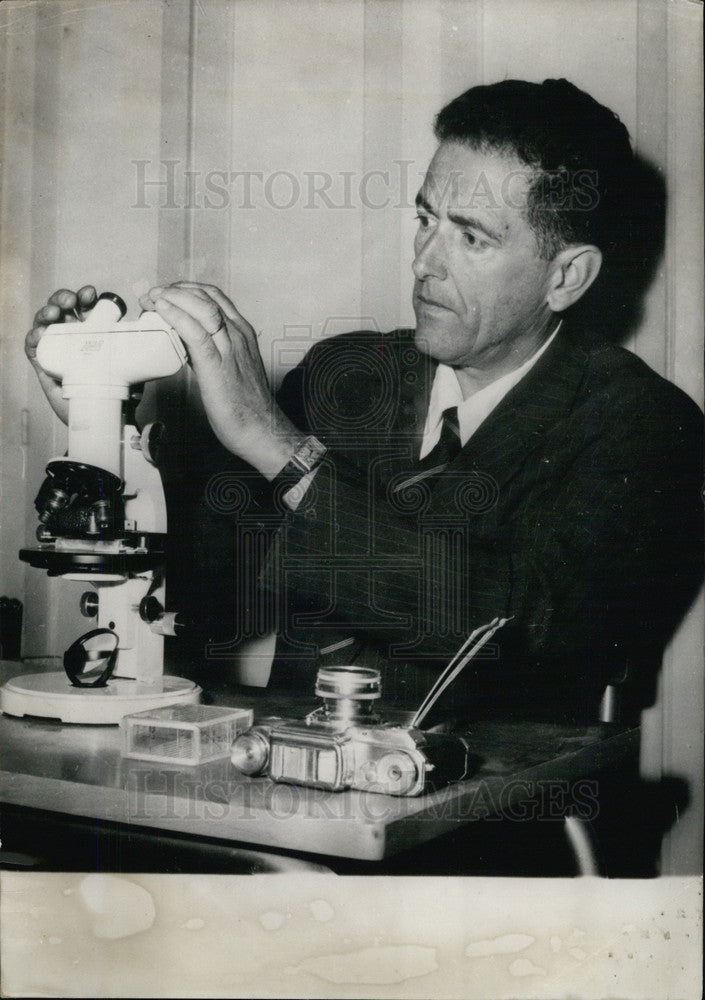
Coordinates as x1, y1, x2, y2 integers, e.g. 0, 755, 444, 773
0, 293, 201, 723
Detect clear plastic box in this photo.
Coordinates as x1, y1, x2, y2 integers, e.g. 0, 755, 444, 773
120, 703, 254, 765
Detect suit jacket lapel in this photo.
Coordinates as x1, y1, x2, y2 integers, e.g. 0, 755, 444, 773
370, 328, 590, 496
436, 330, 590, 495
371, 332, 438, 486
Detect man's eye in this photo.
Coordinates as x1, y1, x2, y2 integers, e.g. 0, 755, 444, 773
463, 230, 488, 250
415, 213, 432, 228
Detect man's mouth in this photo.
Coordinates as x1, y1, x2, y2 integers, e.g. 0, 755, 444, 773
415, 292, 452, 311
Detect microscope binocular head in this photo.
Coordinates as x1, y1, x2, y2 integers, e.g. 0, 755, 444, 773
37, 293, 187, 393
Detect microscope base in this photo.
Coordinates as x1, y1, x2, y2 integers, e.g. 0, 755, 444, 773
0, 672, 200, 725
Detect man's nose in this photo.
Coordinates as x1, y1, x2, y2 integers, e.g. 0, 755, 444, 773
412, 230, 448, 281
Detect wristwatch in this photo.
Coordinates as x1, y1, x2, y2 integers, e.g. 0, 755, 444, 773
270, 435, 327, 501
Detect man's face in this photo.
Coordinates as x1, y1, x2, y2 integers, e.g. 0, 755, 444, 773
412, 142, 558, 371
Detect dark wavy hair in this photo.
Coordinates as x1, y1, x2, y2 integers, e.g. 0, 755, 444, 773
434, 78, 636, 262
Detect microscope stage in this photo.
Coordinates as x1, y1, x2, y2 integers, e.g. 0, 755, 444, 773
0, 672, 200, 725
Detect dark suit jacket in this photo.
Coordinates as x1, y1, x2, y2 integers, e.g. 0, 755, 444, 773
254, 325, 703, 724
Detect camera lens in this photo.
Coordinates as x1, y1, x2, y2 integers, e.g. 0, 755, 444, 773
315, 666, 381, 725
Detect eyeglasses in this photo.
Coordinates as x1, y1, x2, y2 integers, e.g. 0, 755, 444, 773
63, 628, 119, 688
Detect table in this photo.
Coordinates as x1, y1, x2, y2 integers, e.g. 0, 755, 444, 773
0, 660, 639, 868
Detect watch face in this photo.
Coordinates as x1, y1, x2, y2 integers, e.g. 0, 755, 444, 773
296, 436, 326, 472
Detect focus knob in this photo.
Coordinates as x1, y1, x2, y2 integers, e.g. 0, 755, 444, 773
80, 592, 99, 618
139, 595, 164, 623
230, 729, 270, 775
139, 422, 166, 467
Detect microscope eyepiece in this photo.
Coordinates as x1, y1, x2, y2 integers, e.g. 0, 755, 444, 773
96, 291, 127, 318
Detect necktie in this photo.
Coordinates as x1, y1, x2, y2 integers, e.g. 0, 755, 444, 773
418, 406, 462, 472
391, 407, 462, 499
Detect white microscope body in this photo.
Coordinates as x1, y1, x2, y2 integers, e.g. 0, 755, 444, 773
1, 294, 201, 723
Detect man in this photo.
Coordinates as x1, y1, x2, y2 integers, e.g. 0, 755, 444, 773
27, 79, 703, 725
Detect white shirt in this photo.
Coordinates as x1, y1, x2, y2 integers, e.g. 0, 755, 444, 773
419, 323, 562, 460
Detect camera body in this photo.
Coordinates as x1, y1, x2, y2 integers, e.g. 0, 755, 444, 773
231, 667, 475, 796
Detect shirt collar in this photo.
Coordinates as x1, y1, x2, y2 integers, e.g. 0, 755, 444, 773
420, 321, 562, 457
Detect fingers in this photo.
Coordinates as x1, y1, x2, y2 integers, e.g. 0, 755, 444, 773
143, 280, 258, 348
151, 294, 222, 372
167, 282, 239, 322
143, 283, 217, 328
154, 286, 224, 336
25, 326, 43, 362
77, 285, 98, 311
45, 286, 97, 310
32, 303, 62, 327
139, 281, 194, 313
27, 285, 98, 363
172, 282, 256, 339
27, 304, 56, 362
48, 288, 78, 310
33, 286, 98, 328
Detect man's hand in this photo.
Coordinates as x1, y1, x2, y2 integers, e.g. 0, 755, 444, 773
141, 281, 305, 480
25, 285, 99, 424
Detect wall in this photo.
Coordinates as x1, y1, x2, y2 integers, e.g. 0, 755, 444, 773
1, 0, 702, 872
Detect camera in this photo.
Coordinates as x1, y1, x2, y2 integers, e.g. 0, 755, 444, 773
230, 665, 476, 796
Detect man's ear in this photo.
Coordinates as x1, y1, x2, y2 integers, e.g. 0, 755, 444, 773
546, 245, 602, 312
